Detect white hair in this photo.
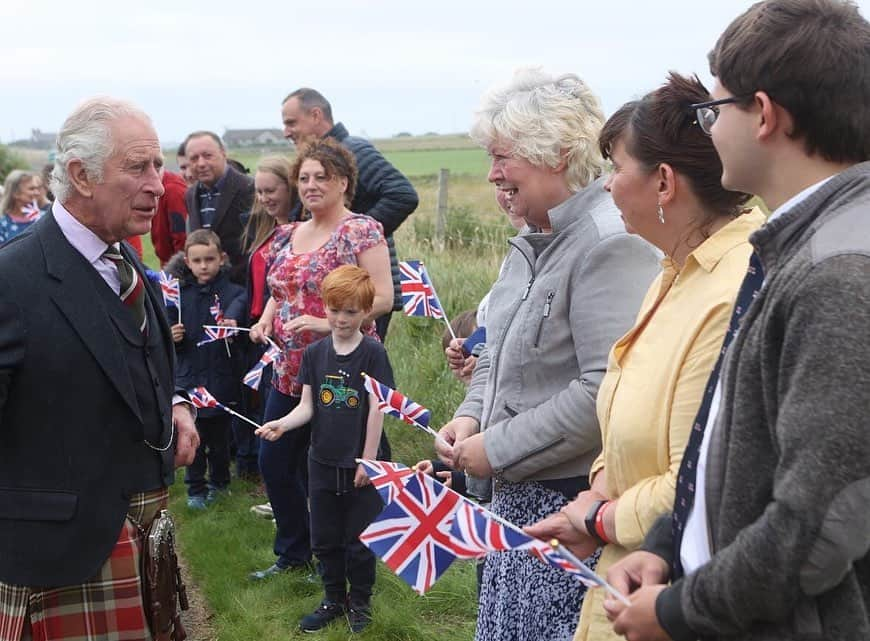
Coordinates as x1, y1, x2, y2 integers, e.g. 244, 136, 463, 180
470, 67, 607, 192
50, 97, 153, 203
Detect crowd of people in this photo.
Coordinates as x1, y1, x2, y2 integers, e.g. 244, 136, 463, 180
0, 0, 869, 640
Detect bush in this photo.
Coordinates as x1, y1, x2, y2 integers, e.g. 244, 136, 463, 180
0, 145, 29, 184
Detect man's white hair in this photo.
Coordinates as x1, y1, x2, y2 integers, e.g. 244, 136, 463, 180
470, 67, 607, 192
50, 97, 153, 203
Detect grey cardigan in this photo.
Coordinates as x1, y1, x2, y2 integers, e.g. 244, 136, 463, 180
645, 162, 870, 641
455, 178, 660, 487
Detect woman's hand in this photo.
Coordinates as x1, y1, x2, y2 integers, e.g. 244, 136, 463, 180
436, 416, 479, 468
249, 320, 271, 344
524, 511, 599, 559
452, 432, 493, 478
286, 314, 330, 335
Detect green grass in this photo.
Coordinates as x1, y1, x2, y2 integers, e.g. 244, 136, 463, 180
209, 133, 490, 180
144, 173, 508, 640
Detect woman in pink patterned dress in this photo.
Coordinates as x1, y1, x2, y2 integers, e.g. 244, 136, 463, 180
248, 139, 392, 579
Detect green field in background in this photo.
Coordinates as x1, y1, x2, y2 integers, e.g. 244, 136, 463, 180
226, 146, 489, 179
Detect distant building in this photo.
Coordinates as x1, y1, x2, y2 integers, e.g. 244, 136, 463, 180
8, 129, 57, 150
222, 128, 284, 148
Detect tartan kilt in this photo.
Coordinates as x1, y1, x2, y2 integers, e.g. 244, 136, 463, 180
0, 488, 168, 641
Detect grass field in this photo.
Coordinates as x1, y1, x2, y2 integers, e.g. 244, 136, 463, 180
136, 165, 510, 640
225, 147, 489, 179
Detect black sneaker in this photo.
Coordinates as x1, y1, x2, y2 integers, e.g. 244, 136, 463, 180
346, 602, 372, 633
300, 599, 345, 632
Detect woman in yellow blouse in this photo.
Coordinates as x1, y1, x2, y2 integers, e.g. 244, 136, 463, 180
526, 73, 765, 641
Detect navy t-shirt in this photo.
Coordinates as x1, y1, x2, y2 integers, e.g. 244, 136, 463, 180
298, 334, 394, 468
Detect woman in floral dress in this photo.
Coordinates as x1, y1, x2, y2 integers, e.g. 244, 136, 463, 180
248, 139, 392, 579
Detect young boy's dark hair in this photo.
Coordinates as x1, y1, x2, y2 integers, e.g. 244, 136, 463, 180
709, 0, 870, 163
255, 263, 393, 633
171, 227, 246, 509
184, 228, 223, 252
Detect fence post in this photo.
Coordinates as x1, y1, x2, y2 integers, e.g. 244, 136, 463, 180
435, 168, 449, 251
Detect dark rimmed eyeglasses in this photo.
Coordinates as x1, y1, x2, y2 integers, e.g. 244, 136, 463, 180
690, 94, 754, 135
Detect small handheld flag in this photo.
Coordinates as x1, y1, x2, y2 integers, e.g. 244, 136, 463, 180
399, 261, 444, 319
189, 386, 220, 409
357, 459, 415, 504
20, 202, 41, 222
158, 271, 181, 323
243, 340, 280, 390
197, 325, 242, 347
187, 386, 263, 430
359, 472, 481, 594
210, 294, 224, 323
362, 373, 435, 436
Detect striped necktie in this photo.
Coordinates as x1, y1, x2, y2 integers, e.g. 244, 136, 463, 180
102, 245, 147, 334
670, 251, 764, 579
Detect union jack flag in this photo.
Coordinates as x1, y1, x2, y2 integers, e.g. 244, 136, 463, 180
243, 342, 280, 390
210, 294, 224, 323
362, 373, 432, 430
188, 386, 221, 409
399, 260, 444, 319
359, 472, 481, 594
158, 271, 180, 308
448, 502, 603, 588
357, 459, 416, 504
196, 325, 241, 346
20, 202, 41, 222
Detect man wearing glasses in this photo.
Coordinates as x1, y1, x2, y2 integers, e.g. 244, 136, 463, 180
602, 1, 870, 640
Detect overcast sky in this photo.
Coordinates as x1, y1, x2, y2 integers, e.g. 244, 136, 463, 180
3, 0, 869, 145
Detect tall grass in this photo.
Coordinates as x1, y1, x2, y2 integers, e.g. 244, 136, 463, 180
158, 172, 511, 640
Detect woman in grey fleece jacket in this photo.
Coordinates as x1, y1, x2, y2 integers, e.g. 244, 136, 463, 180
436, 68, 660, 641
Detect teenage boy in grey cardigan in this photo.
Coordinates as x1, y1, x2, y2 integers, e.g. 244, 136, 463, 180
604, 2, 870, 640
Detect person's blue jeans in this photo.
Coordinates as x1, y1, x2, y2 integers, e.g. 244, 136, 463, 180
259, 388, 311, 567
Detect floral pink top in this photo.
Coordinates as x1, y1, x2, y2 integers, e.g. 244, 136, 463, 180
266, 214, 385, 395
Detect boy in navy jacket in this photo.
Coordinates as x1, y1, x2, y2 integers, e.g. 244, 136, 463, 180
170, 229, 247, 509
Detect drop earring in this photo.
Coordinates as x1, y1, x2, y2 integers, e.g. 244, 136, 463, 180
657, 203, 665, 224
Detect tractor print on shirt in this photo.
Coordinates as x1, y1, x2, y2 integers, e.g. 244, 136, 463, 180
319, 369, 360, 409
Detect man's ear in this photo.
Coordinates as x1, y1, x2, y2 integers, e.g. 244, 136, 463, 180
67, 159, 94, 198
755, 91, 787, 142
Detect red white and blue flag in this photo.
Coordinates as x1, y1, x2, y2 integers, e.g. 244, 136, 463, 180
448, 501, 603, 588
210, 294, 224, 323
197, 325, 241, 347
362, 373, 432, 430
158, 271, 180, 308
20, 201, 41, 222
399, 260, 444, 319
188, 386, 222, 409
357, 459, 416, 504
243, 341, 280, 390
359, 472, 481, 594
